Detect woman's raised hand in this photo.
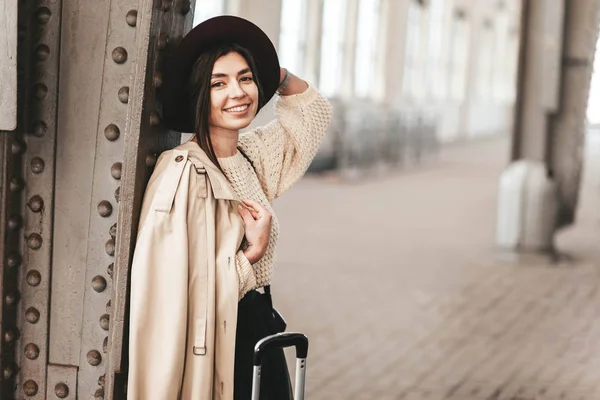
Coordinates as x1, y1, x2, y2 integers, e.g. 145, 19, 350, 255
238, 199, 272, 264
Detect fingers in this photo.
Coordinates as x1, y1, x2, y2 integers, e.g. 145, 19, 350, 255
241, 199, 269, 219
241, 198, 264, 211
237, 205, 254, 225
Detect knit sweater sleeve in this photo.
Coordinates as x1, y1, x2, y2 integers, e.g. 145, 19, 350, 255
238, 85, 332, 201
235, 250, 257, 299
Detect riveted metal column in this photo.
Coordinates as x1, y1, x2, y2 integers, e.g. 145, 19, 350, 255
17, 0, 60, 391
0, 0, 62, 397
0, 51, 25, 398
49, 4, 113, 395
0, 0, 29, 391
0, 133, 24, 399
106, 0, 191, 398
71, 0, 142, 397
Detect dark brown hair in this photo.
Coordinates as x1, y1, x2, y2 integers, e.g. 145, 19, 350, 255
188, 43, 265, 171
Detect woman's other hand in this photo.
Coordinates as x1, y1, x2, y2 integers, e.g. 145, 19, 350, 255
277, 67, 308, 96
238, 199, 272, 264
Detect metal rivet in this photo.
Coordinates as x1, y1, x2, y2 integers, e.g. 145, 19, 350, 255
111, 162, 122, 180
161, 0, 173, 11
118, 87, 129, 104
157, 34, 169, 50
87, 350, 102, 366
105, 239, 115, 257
35, 44, 50, 61
112, 47, 128, 64
10, 177, 24, 192
153, 72, 163, 88
146, 154, 157, 167
33, 121, 47, 137
35, 6, 51, 24
100, 314, 109, 331
175, 155, 184, 162
27, 195, 44, 212
92, 276, 107, 293
23, 380, 38, 395
34, 83, 48, 99
55, 383, 69, 398
4, 328, 18, 343
149, 111, 160, 127
26, 270, 41, 286
7, 252, 22, 268
98, 374, 105, 387
26, 307, 40, 324
103, 337, 108, 354
8, 215, 22, 231
11, 140, 26, 155
109, 223, 117, 239
179, 0, 191, 14
24, 343, 40, 360
27, 233, 43, 250
104, 124, 120, 141
3, 365, 15, 380
30, 157, 45, 174
95, 387, 105, 398
107, 263, 114, 278
114, 186, 120, 203
126, 10, 137, 27
5, 292, 19, 307
97, 200, 113, 218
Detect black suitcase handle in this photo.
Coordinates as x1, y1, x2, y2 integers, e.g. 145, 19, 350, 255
253, 332, 309, 366
252, 332, 309, 400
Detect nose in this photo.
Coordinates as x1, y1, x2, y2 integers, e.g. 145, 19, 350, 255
228, 80, 246, 99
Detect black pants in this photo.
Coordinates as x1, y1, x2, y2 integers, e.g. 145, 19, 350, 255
234, 290, 292, 400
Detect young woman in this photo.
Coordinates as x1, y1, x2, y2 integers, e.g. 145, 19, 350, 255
127, 16, 331, 399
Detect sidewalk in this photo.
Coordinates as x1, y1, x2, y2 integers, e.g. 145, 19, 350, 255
272, 134, 600, 400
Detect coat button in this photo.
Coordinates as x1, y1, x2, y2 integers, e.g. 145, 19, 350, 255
175, 155, 184, 162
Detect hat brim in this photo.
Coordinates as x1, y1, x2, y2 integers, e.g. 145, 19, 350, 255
160, 15, 280, 133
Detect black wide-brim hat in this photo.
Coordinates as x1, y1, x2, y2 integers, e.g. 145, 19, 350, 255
161, 15, 281, 133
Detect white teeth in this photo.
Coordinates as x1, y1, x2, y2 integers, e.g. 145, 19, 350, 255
225, 105, 248, 112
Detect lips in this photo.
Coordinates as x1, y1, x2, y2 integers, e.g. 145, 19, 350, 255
223, 104, 250, 112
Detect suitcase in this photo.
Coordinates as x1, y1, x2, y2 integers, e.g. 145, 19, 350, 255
251, 332, 309, 400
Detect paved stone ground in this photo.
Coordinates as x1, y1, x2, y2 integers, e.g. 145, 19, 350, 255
271, 133, 600, 400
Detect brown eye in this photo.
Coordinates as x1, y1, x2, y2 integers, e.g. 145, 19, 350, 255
211, 81, 224, 88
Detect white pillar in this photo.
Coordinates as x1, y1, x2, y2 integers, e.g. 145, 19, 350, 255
377, 0, 410, 105
340, 0, 359, 98
303, 0, 324, 86
457, 0, 483, 140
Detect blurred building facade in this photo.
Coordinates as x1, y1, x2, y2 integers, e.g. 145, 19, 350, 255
193, 0, 523, 171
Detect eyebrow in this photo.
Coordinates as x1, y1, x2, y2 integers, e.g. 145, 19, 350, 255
211, 68, 252, 79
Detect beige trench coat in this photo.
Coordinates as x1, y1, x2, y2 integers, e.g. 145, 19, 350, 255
128, 141, 245, 400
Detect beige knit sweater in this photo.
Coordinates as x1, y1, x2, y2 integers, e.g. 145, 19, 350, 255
217, 85, 332, 299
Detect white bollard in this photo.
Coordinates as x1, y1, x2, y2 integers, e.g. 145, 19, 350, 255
496, 160, 559, 252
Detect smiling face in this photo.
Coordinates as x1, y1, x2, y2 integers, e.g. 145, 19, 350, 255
208, 51, 259, 134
